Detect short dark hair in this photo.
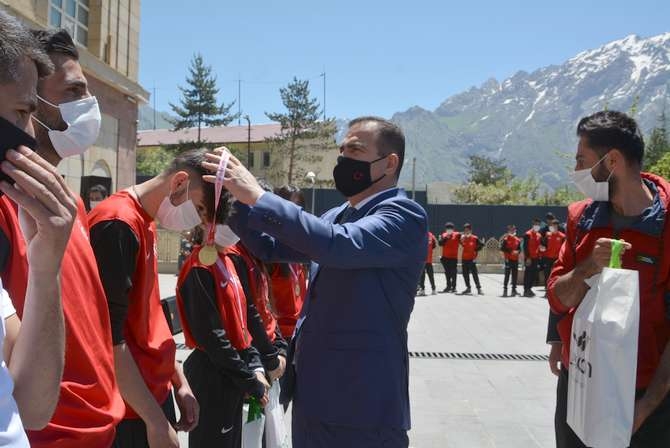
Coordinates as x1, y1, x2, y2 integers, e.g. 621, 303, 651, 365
89, 184, 108, 197
164, 148, 223, 221
576, 110, 644, 166
444, 221, 454, 229
275, 184, 305, 207
545, 212, 555, 220
32, 29, 79, 60
533, 218, 541, 224
0, 10, 53, 84
348, 116, 405, 178
257, 179, 274, 193
464, 223, 472, 229
507, 224, 516, 229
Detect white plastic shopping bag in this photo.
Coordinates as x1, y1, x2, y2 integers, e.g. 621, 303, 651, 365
265, 380, 289, 448
567, 244, 639, 448
242, 399, 265, 448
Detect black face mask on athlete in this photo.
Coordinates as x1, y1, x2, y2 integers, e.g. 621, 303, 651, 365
0, 116, 37, 188
332, 155, 387, 197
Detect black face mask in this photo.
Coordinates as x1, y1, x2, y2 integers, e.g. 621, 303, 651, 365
0, 116, 37, 187
333, 155, 387, 197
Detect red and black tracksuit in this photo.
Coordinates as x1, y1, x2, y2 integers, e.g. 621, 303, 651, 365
460, 234, 482, 291
438, 231, 460, 292
523, 229, 542, 295
89, 191, 177, 446
500, 234, 521, 294
419, 232, 437, 292
177, 247, 267, 448
548, 173, 670, 447
541, 230, 565, 288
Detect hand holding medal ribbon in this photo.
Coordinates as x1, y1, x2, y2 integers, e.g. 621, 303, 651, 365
198, 150, 230, 266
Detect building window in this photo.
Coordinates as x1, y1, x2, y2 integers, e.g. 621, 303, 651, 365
248, 152, 255, 168
49, 0, 89, 47
263, 151, 271, 168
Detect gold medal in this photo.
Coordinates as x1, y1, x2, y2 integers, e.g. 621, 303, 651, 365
198, 244, 218, 266
294, 283, 301, 297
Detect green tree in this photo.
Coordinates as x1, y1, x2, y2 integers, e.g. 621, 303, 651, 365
136, 147, 174, 176
266, 77, 324, 184
648, 152, 670, 180
644, 110, 669, 169
466, 155, 512, 185
169, 53, 237, 146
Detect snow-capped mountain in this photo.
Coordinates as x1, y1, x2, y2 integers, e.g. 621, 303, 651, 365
392, 32, 670, 188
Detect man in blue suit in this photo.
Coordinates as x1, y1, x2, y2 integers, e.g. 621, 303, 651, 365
205, 116, 428, 448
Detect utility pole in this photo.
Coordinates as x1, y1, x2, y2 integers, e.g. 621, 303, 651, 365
323, 71, 327, 120
244, 115, 251, 169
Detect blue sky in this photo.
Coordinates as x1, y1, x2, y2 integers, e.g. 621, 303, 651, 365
139, 0, 670, 125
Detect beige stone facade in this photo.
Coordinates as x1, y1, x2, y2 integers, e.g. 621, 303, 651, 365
1, 0, 146, 199
138, 124, 339, 189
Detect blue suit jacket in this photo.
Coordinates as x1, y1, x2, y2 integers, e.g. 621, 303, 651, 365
229, 188, 428, 430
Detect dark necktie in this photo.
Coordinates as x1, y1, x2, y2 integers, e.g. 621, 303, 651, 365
338, 206, 357, 223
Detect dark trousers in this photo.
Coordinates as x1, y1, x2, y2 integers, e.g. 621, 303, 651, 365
419, 263, 435, 290
184, 349, 245, 448
524, 258, 539, 292
462, 260, 481, 289
112, 391, 177, 448
555, 368, 670, 448
503, 260, 518, 290
440, 257, 458, 290
543, 257, 556, 287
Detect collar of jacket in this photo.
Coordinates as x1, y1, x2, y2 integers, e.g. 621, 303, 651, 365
578, 178, 667, 238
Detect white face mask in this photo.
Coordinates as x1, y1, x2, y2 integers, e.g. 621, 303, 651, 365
549, 226, 557, 233
156, 181, 202, 231
445, 229, 453, 235
533, 225, 541, 232
89, 200, 101, 209
569, 154, 613, 202
33, 95, 101, 158
215, 224, 240, 248
510, 231, 517, 236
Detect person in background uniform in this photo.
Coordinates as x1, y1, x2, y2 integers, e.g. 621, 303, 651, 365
438, 222, 460, 293
177, 230, 193, 272
541, 219, 565, 292
2, 28, 125, 448
460, 223, 483, 295
88, 184, 108, 210
176, 199, 270, 448
417, 231, 437, 296
549, 110, 670, 447
269, 185, 308, 341
0, 11, 79, 444
523, 218, 542, 297
500, 225, 521, 297
89, 150, 208, 448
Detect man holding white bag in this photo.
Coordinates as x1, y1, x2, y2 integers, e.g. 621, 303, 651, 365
548, 110, 670, 448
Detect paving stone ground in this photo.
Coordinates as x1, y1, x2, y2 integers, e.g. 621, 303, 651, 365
159, 271, 558, 448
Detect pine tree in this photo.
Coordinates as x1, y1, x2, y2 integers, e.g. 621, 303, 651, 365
266, 77, 322, 184
169, 53, 237, 146
645, 109, 669, 169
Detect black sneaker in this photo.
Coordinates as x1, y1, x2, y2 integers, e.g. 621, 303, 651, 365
502, 289, 508, 297
477, 288, 484, 295
441, 287, 450, 293
460, 288, 472, 295
523, 290, 536, 298
511, 289, 518, 297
